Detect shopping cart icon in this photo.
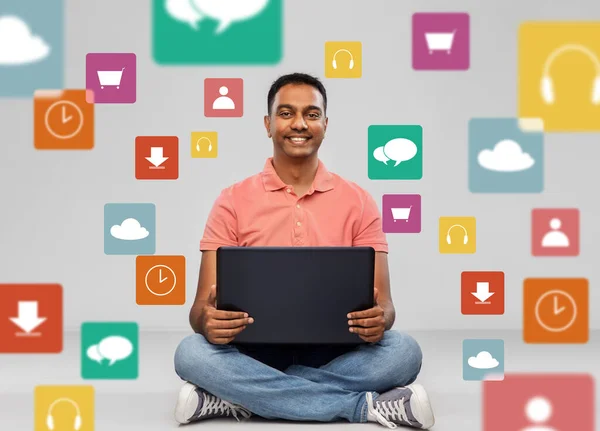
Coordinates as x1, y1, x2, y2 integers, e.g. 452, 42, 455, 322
425, 30, 456, 54
391, 206, 412, 222
97, 67, 126, 89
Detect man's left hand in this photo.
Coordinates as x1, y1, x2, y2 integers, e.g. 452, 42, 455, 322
347, 287, 385, 343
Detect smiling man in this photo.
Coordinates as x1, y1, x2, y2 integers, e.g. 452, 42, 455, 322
172, 73, 435, 429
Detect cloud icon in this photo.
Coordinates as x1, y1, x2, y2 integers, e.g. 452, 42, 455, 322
477, 139, 535, 172
468, 351, 499, 369
0, 15, 50, 65
110, 218, 150, 241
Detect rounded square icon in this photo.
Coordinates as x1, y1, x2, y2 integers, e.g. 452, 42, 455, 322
85, 53, 136, 104
468, 118, 544, 193
81, 322, 139, 380
531, 208, 579, 256
0, 284, 63, 353
104, 203, 156, 255
191, 131, 218, 158
152, 0, 283, 65
136, 256, 186, 305
35, 385, 95, 431
135, 136, 179, 180
368, 125, 423, 180
463, 339, 504, 381
523, 278, 588, 344
483, 373, 595, 431
382, 194, 421, 233
412, 12, 470, 70
439, 216, 476, 254
204, 78, 243, 117
461, 272, 505, 315
324, 41, 362, 78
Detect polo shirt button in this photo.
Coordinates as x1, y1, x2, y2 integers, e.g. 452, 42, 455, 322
286, 188, 291, 193
296, 204, 300, 209
296, 221, 301, 227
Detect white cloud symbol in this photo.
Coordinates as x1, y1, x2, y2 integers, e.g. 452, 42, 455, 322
468, 351, 499, 369
477, 139, 535, 172
0, 15, 50, 65
110, 218, 150, 241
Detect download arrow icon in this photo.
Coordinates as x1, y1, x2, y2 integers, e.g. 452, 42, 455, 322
146, 147, 168, 168
471, 282, 495, 304
9, 301, 47, 333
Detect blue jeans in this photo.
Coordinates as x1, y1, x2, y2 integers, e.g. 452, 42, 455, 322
174, 330, 423, 423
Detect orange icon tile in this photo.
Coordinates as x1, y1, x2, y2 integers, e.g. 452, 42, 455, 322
136, 256, 186, 305
523, 278, 588, 344
135, 136, 179, 180
34, 90, 94, 150
0, 284, 63, 353
461, 271, 505, 315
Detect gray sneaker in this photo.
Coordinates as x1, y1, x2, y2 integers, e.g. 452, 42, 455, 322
366, 384, 435, 429
174, 382, 252, 424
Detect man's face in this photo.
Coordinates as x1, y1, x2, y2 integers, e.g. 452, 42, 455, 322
264, 83, 328, 159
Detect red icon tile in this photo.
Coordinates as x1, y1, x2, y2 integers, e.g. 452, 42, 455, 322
461, 271, 504, 315
135, 136, 179, 180
204, 78, 243, 118
531, 208, 579, 256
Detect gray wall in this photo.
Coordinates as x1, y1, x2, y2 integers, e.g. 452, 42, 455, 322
1, 0, 598, 331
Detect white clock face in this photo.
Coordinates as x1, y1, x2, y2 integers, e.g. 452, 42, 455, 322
44, 100, 84, 139
534, 289, 577, 332
144, 264, 177, 297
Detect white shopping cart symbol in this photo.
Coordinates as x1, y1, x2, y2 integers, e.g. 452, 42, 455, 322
97, 67, 126, 89
425, 30, 456, 54
391, 206, 412, 222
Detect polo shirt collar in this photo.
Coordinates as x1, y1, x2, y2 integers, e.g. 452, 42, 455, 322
261, 157, 334, 193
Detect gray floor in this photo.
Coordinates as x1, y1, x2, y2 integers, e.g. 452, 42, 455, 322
0, 330, 598, 430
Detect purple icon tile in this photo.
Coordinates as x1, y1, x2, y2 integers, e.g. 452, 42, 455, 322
412, 13, 470, 71
382, 194, 421, 233
86, 53, 136, 104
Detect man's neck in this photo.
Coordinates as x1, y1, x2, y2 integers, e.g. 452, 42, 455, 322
271, 154, 319, 188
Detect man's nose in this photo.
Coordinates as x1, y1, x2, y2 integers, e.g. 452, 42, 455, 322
291, 115, 308, 130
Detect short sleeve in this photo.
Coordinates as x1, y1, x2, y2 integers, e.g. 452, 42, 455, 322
353, 190, 389, 253
199, 188, 239, 251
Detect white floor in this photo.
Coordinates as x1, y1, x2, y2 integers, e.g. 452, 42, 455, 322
0, 330, 597, 430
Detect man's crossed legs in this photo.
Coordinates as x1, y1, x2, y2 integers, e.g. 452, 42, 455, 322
173, 330, 435, 429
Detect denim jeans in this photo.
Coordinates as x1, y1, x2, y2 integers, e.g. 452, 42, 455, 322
174, 329, 423, 424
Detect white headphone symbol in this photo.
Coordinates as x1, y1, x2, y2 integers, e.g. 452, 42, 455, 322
446, 224, 468, 245
541, 43, 600, 105
46, 398, 82, 430
332, 49, 354, 70
196, 137, 213, 153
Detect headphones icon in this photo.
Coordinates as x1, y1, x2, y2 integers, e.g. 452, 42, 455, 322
195, 136, 213, 153
46, 398, 82, 430
446, 224, 468, 245
332, 49, 354, 70
541, 43, 600, 105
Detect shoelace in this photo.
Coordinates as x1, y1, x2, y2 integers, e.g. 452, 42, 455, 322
366, 392, 411, 429
198, 392, 252, 422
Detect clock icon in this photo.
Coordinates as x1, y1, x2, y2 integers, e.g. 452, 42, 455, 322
534, 289, 577, 332
144, 264, 177, 297
44, 100, 84, 139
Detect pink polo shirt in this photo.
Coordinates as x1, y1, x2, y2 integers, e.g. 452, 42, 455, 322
199, 157, 388, 253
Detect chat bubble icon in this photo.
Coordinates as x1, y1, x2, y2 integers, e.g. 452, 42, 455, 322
98, 335, 133, 366
192, 0, 270, 34
383, 138, 418, 167
373, 146, 390, 164
166, 0, 203, 30
86, 344, 103, 364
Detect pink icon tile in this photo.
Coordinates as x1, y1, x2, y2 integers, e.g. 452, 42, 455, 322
204, 78, 244, 118
382, 194, 421, 233
86, 53, 136, 104
412, 12, 470, 70
531, 208, 579, 256
483, 373, 595, 431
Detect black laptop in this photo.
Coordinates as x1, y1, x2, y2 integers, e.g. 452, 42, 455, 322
216, 246, 375, 345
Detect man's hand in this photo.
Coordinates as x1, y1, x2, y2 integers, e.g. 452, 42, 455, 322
347, 287, 385, 343
199, 285, 254, 344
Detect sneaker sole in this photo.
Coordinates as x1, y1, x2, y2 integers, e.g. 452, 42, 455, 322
407, 384, 435, 429
174, 382, 198, 424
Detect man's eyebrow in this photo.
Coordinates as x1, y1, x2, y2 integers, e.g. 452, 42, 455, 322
276, 104, 323, 112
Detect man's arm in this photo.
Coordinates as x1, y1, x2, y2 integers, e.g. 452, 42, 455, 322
374, 251, 395, 330
189, 250, 217, 334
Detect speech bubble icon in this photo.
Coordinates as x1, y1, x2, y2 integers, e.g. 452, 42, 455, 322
373, 146, 390, 164
192, 0, 270, 34
86, 344, 103, 364
98, 335, 133, 366
166, 0, 203, 30
383, 138, 418, 167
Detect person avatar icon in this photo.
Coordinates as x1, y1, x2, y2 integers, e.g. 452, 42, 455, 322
541, 218, 569, 248
212, 86, 235, 110
521, 396, 557, 431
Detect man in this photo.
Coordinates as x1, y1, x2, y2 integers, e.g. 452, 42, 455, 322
173, 73, 435, 429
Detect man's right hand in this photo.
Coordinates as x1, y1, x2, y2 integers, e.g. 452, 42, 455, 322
199, 284, 253, 344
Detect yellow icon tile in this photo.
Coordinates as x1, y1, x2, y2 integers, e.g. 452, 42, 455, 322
191, 131, 218, 158
35, 385, 94, 431
325, 41, 362, 78
439, 217, 476, 254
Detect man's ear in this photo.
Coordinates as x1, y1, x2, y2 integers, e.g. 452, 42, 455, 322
324, 116, 328, 133
264, 115, 272, 138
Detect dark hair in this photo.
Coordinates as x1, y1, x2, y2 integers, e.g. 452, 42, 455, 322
267, 73, 328, 116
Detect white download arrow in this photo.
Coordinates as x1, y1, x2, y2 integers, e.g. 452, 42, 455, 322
9, 301, 47, 333
145, 147, 168, 167
471, 282, 495, 304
